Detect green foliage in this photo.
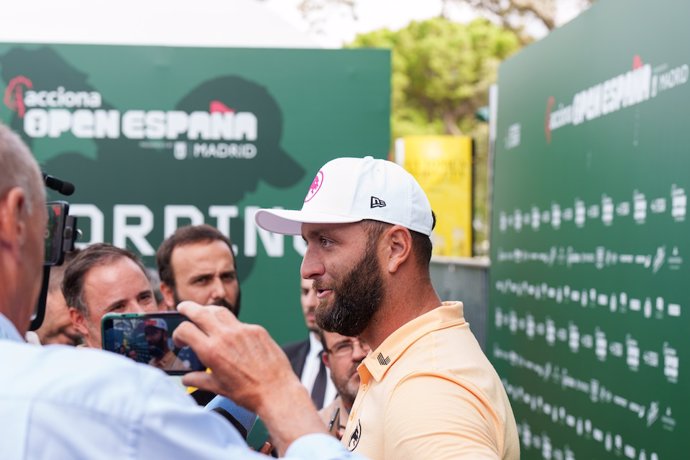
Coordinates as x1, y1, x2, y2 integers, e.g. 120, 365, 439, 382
348, 17, 520, 140
348, 18, 521, 255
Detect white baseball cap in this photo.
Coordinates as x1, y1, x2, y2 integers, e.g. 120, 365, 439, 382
144, 318, 168, 331
255, 156, 434, 236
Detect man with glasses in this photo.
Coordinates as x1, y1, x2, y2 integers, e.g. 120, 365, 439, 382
318, 331, 370, 439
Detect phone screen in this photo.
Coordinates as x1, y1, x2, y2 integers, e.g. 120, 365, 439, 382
101, 312, 205, 375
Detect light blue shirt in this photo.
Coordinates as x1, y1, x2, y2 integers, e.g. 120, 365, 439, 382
0, 314, 363, 460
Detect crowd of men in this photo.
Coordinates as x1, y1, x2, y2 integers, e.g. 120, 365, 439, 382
0, 120, 519, 459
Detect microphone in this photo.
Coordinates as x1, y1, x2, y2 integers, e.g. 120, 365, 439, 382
42, 172, 75, 196
205, 395, 257, 439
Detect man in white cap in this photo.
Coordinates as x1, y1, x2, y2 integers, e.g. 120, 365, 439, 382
144, 317, 190, 372
256, 156, 519, 459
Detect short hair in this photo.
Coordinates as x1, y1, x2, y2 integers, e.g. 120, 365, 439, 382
0, 122, 44, 214
361, 220, 432, 267
62, 243, 148, 317
156, 224, 235, 288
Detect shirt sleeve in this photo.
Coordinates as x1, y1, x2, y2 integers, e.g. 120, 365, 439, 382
383, 373, 504, 460
135, 374, 259, 459
286, 433, 369, 460
137, 375, 368, 460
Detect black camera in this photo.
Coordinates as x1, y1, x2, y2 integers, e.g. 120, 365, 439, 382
45, 201, 78, 266
31, 173, 79, 331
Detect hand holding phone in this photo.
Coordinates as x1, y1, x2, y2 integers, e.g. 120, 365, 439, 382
101, 312, 205, 375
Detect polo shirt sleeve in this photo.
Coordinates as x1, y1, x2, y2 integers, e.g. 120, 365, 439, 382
384, 373, 504, 460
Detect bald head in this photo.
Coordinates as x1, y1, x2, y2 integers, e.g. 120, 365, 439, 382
0, 122, 47, 334
0, 124, 44, 212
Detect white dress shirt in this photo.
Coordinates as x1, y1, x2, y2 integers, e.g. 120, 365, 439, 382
0, 314, 363, 460
300, 332, 337, 406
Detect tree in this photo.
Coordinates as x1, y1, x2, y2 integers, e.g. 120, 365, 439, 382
292, 0, 594, 43
448, 0, 594, 43
349, 18, 520, 254
349, 17, 519, 139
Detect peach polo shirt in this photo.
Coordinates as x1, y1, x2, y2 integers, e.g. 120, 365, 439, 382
342, 301, 519, 460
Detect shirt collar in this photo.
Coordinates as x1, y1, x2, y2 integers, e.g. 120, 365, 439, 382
308, 331, 324, 357
360, 301, 465, 383
0, 313, 24, 342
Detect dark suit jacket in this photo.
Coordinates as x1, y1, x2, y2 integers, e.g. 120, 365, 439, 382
282, 338, 310, 378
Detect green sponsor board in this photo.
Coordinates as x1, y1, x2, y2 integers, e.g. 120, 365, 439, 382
0, 44, 390, 344
489, 0, 688, 458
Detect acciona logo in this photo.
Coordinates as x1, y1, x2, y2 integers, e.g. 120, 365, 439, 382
4, 76, 102, 118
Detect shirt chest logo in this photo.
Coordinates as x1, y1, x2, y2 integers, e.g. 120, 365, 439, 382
347, 419, 362, 451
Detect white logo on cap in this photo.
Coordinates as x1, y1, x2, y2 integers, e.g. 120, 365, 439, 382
305, 170, 324, 202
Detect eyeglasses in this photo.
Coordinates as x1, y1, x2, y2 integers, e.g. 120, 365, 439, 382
326, 338, 369, 358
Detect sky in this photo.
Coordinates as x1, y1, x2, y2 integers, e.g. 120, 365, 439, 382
0, 0, 586, 49
264, 0, 586, 48
264, 0, 475, 47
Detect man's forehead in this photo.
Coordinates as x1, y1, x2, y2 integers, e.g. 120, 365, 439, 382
85, 256, 147, 281
301, 221, 362, 238
171, 240, 234, 265
82, 259, 150, 301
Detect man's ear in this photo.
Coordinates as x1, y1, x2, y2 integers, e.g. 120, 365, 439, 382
160, 282, 176, 309
322, 350, 331, 370
69, 308, 89, 338
0, 187, 29, 252
384, 226, 412, 273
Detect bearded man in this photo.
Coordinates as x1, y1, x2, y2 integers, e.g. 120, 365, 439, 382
156, 224, 241, 316
256, 156, 520, 459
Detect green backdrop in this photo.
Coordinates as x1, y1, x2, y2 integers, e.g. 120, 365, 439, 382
0, 43, 390, 345
489, 0, 689, 458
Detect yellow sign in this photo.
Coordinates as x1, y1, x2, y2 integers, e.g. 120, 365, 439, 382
397, 136, 473, 257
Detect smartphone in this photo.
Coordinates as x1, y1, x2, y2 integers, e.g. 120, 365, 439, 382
101, 312, 205, 375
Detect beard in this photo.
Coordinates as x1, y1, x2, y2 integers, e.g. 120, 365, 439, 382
315, 244, 384, 337
173, 288, 241, 317
147, 334, 166, 359
333, 367, 361, 408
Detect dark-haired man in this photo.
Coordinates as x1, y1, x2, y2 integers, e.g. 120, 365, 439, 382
256, 156, 519, 459
157, 224, 240, 316
144, 318, 190, 372
156, 224, 242, 407
65, 243, 157, 349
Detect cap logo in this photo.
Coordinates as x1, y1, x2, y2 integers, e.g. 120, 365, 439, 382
305, 170, 324, 203
370, 196, 386, 208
